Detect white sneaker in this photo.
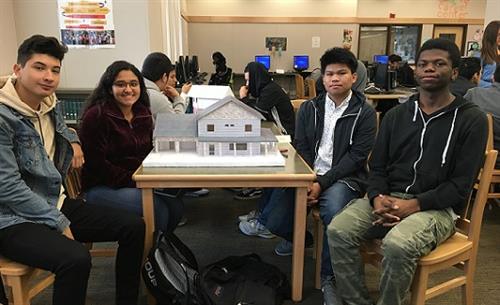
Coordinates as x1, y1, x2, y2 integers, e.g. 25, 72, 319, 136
238, 209, 260, 222
238, 219, 275, 239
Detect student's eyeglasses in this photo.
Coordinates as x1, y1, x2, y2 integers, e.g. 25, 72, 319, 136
113, 81, 140, 89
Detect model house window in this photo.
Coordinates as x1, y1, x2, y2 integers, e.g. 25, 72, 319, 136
209, 144, 215, 155
236, 143, 247, 150
245, 124, 252, 132
207, 124, 214, 132
229, 143, 247, 151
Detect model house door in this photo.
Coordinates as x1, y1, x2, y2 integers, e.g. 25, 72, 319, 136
433, 25, 466, 53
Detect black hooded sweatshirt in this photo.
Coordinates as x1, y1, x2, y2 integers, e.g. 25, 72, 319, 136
295, 91, 377, 195
368, 94, 488, 214
242, 62, 295, 138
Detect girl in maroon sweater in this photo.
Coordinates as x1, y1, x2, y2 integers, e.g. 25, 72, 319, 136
79, 60, 183, 232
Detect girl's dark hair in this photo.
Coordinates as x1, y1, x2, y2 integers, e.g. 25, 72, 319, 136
481, 21, 500, 64
84, 61, 149, 115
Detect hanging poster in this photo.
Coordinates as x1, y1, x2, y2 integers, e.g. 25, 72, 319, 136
58, 0, 115, 48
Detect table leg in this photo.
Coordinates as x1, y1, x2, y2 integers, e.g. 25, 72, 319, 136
141, 188, 155, 259
292, 187, 307, 302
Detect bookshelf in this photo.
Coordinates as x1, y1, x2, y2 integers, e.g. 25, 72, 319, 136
55, 89, 91, 126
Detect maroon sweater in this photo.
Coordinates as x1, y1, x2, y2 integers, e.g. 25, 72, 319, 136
79, 101, 153, 190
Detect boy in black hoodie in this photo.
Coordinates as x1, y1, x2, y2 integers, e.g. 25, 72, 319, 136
328, 39, 488, 305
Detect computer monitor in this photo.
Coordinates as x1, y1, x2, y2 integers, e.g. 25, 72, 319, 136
373, 55, 389, 64
255, 55, 271, 70
374, 63, 388, 90
189, 56, 199, 79
374, 63, 397, 91
293, 55, 309, 71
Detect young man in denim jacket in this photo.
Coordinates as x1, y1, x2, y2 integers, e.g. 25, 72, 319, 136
0, 35, 145, 305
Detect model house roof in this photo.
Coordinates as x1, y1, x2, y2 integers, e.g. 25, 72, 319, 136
154, 113, 197, 139
197, 96, 266, 120
154, 96, 270, 140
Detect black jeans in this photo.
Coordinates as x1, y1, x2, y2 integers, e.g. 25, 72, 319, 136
0, 198, 145, 305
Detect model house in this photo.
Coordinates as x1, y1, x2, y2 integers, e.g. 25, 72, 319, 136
144, 96, 285, 167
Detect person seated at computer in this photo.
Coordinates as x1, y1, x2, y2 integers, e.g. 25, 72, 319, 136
208, 51, 233, 87
388, 54, 417, 87
142, 53, 208, 204
236, 62, 295, 200
142, 52, 192, 119
239, 61, 295, 139
450, 57, 481, 97
79, 60, 184, 233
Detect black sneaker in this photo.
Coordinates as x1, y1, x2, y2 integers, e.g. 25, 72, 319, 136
234, 188, 263, 200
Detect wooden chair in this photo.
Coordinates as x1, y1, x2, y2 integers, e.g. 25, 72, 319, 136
306, 78, 317, 98
484, 113, 500, 201
361, 149, 497, 305
0, 259, 55, 305
0, 167, 118, 305
311, 111, 380, 289
295, 74, 306, 99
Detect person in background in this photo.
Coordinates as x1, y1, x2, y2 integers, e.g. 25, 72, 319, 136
208, 51, 233, 87
236, 62, 296, 200
239, 62, 295, 138
450, 56, 481, 97
329, 38, 487, 305
479, 20, 500, 88
79, 60, 184, 233
142, 53, 208, 200
239, 48, 377, 305
465, 64, 500, 168
142, 52, 191, 119
0, 35, 145, 305
389, 54, 417, 86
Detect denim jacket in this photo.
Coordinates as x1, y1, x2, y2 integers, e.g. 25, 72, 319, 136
0, 101, 77, 232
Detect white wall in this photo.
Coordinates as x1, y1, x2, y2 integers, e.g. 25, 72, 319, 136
0, 0, 17, 75
12, 0, 151, 89
183, 0, 357, 17
188, 23, 359, 74
483, 0, 500, 27
357, 0, 485, 18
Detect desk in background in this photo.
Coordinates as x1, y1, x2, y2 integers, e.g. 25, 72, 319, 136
133, 143, 316, 302
365, 87, 416, 107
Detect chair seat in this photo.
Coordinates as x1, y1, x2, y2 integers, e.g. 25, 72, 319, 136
0, 256, 34, 276
418, 232, 472, 266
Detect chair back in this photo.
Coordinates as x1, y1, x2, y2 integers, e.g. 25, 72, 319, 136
306, 78, 316, 98
295, 74, 305, 99
486, 113, 494, 151
457, 150, 497, 246
65, 167, 82, 199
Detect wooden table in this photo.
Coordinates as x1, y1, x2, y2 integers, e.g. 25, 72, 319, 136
133, 143, 316, 302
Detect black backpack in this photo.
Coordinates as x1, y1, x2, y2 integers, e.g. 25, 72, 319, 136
199, 254, 291, 305
142, 231, 204, 305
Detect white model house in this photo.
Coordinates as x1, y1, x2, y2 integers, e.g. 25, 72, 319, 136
143, 96, 285, 167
